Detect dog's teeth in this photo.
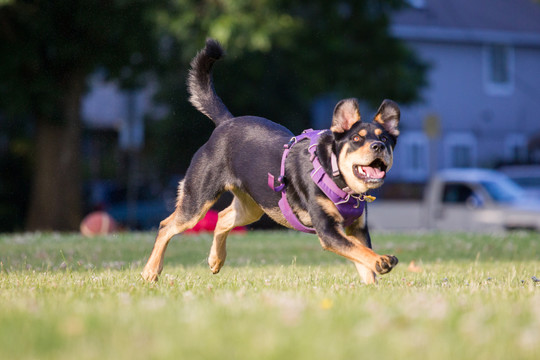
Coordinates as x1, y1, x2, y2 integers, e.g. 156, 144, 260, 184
356, 166, 365, 175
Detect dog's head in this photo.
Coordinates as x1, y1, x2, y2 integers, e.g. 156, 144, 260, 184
330, 98, 400, 194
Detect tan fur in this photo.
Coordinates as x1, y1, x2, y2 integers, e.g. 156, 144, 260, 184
338, 143, 370, 194
141, 199, 216, 282
345, 216, 377, 284
358, 129, 367, 137
374, 113, 383, 125
354, 262, 377, 284
320, 228, 394, 275
293, 207, 312, 227
374, 114, 400, 137
316, 196, 344, 223
208, 189, 264, 274
262, 205, 312, 230
262, 206, 292, 228
338, 142, 394, 194
331, 99, 361, 133
374, 128, 382, 136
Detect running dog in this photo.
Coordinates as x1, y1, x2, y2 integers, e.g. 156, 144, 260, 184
142, 39, 400, 284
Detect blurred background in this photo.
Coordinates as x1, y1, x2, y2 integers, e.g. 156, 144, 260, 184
0, 0, 539, 233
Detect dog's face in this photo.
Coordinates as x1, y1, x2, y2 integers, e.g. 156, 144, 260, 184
331, 98, 400, 194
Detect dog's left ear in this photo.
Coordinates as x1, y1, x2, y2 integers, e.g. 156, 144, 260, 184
374, 99, 400, 137
331, 98, 361, 133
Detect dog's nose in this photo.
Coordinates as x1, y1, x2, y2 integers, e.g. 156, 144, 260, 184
370, 141, 386, 152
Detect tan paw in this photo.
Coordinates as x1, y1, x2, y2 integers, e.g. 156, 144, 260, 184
374, 255, 399, 275
208, 256, 224, 274
141, 268, 160, 282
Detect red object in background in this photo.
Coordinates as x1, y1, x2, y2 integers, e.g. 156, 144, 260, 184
184, 210, 247, 234
80, 211, 118, 237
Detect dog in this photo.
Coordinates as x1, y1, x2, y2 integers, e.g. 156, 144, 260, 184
142, 39, 400, 284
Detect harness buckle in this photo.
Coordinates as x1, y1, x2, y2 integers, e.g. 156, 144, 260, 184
268, 173, 286, 192
284, 137, 297, 149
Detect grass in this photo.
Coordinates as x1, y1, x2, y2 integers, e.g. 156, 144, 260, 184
0, 230, 539, 360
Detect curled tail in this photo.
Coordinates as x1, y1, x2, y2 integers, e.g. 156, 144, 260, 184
187, 39, 234, 125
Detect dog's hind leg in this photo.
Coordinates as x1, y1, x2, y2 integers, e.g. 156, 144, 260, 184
141, 180, 219, 282
208, 190, 264, 274
353, 262, 377, 285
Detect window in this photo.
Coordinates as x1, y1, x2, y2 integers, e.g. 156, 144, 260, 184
504, 134, 528, 163
442, 183, 485, 208
399, 132, 429, 181
444, 133, 477, 168
483, 44, 514, 95
442, 184, 475, 204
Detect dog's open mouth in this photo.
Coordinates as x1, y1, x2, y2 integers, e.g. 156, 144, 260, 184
353, 159, 387, 181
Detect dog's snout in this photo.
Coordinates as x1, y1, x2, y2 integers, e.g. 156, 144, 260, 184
370, 141, 386, 152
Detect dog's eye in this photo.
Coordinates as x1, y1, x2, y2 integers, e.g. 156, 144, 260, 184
380, 136, 388, 143
352, 135, 361, 142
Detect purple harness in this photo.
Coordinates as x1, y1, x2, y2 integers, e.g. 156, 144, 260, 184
268, 129, 370, 234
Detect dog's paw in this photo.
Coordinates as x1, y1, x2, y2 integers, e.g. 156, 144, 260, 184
208, 256, 224, 274
141, 269, 160, 282
374, 255, 399, 275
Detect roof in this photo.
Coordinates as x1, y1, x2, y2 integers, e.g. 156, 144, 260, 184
392, 0, 540, 46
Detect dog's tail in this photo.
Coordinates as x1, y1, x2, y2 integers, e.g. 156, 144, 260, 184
187, 39, 234, 126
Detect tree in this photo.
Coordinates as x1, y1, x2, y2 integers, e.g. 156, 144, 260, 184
0, 0, 426, 230
150, 0, 427, 175
0, 0, 163, 230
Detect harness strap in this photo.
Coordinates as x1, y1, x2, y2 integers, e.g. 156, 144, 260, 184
268, 129, 370, 233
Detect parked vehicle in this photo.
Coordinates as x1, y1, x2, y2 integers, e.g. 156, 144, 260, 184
369, 168, 540, 232
498, 165, 540, 199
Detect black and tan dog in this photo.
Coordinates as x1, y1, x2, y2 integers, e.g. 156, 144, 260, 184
142, 39, 400, 284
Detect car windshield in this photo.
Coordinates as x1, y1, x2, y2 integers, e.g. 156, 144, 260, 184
480, 177, 524, 203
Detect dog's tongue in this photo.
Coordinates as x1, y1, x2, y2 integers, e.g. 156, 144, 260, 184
361, 166, 385, 179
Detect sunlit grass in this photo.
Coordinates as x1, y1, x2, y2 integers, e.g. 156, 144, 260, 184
1, 230, 539, 360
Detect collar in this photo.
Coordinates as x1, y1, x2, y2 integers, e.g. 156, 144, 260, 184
268, 129, 375, 234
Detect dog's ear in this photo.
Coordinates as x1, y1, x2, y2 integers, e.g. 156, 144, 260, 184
331, 98, 361, 133
374, 99, 400, 137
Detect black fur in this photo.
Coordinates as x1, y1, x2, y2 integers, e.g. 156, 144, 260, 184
142, 39, 401, 283
187, 39, 234, 124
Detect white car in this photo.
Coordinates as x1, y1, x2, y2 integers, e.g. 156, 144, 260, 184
424, 168, 540, 231
498, 165, 540, 199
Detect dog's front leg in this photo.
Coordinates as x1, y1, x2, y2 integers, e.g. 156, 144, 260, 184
312, 197, 398, 281
345, 216, 377, 284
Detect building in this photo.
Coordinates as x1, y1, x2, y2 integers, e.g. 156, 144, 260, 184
389, 0, 540, 182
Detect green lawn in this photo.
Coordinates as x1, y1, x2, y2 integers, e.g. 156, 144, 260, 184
1, 230, 539, 360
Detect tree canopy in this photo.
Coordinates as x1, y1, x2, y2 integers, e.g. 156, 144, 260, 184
0, 0, 426, 231
150, 0, 427, 173
0, 0, 164, 230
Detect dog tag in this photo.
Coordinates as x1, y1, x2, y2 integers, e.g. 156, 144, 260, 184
363, 195, 376, 202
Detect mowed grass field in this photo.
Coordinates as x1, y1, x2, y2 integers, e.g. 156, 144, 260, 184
1, 230, 539, 360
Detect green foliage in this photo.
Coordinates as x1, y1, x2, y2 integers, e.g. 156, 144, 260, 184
0, 0, 167, 230
0, 0, 428, 227
0, 0, 163, 119
151, 0, 427, 175
0, 231, 539, 360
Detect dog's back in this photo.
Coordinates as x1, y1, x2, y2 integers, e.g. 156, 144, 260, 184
186, 39, 293, 206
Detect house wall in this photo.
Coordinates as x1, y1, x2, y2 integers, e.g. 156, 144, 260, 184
391, 39, 540, 182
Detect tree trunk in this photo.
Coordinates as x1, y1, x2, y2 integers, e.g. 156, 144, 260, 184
26, 74, 85, 231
